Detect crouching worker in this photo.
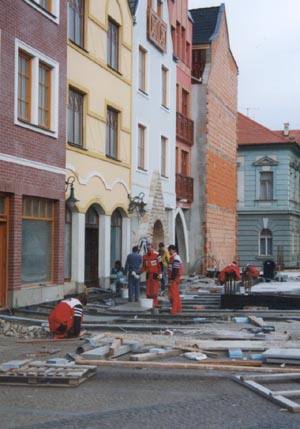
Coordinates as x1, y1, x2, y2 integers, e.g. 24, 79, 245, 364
48, 293, 88, 339
167, 245, 183, 314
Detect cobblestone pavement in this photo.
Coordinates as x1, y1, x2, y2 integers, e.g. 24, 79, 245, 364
0, 322, 300, 429
0, 367, 300, 429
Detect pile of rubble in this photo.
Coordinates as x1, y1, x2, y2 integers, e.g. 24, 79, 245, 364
0, 319, 50, 339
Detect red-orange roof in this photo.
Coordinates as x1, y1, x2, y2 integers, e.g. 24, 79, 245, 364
237, 112, 288, 145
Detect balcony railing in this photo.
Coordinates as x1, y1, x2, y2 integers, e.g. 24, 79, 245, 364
147, 8, 167, 53
176, 112, 194, 145
176, 174, 194, 202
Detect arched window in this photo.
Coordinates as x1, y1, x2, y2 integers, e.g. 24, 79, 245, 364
260, 229, 272, 256
111, 209, 122, 269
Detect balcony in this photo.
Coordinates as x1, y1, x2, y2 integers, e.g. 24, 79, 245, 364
176, 112, 194, 146
147, 8, 167, 53
176, 174, 194, 202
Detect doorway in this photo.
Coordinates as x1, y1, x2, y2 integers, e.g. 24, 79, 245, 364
85, 206, 99, 287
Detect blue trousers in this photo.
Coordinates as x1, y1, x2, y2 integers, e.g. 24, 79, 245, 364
128, 275, 140, 302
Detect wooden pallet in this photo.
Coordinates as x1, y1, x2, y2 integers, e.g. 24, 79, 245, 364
234, 373, 300, 413
0, 360, 97, 387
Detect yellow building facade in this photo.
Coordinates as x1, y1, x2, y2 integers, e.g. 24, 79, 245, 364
66, 0, 133, 290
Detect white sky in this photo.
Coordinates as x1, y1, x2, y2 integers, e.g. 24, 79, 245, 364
188, 0, 300, 131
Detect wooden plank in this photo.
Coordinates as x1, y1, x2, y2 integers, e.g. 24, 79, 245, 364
234, 377, 300, 413
105, 333, 300, 351
16, 338, 81, 343
75, 359, 300, 373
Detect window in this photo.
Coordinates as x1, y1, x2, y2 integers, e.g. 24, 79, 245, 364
68, 88, 84, 147
161, 66, 168, 107
181, 27, 186, 63
15, 40, 58, 137
23, 0, 60, 23
18, 51, 31, 123
161, 136, 167, 177
68, 0, 84, 47
22, 197, 54, 284
106, 107, 118, 158
39, 0, 51, 11
110, 209, 122, 270
138, 46, 147, 92
260, 171, 273, 200
39, 62, 51, 128
107, 18, 119, 70
182, 89, 189, 116
260, 229, 272, 256
138, 124, 146, 170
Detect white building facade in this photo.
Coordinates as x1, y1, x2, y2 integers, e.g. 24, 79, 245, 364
129, 0, 177, 249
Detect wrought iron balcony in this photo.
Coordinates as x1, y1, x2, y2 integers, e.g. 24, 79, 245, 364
176, 112, 194, 145
147, 8, 167, 53
176, 174, 194, 202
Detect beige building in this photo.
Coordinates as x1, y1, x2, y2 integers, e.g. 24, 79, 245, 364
66, 0, 133, 290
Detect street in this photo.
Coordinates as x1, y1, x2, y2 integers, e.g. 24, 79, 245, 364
0, 336, 299, 429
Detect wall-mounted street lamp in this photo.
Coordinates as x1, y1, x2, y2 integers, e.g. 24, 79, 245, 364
128, 192, 146, 217
65, 176, 79, 210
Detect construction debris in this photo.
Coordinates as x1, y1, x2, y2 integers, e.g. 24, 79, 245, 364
0, 360, 97, 387
234, 373, 300, 413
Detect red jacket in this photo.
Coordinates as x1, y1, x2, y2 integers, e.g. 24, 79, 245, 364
141, 250, 162, 275
218, 264, 241, 283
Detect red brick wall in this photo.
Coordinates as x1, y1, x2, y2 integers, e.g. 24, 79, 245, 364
0, 1, 67, 296
205, 13, 238, 267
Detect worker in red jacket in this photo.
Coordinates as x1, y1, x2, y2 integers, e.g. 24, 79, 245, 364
48, 294, 87, 339
141, 242, 162, 307
218, 261, 241, 284
167, 245, 183, 314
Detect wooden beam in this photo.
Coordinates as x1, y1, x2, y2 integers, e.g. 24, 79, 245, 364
75, 359, 300, 373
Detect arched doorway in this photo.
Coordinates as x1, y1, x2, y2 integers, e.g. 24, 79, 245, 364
85, 205, 99, 287
153, 220, 164, 250
175, 212, 187, 270
111, 209, 122, 269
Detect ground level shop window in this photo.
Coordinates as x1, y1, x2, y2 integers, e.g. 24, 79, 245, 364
22, 197, 54, 284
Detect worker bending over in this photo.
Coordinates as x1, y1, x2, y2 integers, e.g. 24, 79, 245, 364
141, 242, 162, 307
48, 293, 87, 339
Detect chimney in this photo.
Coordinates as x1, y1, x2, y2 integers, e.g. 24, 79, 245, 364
283, 122, 290, 137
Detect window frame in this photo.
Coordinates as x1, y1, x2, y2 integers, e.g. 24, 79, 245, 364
161, 136, 168, 177
107, 18, 119, 71
23, 0, 60, 24
15, 39, 59, 138
161, 65, 168, 108
22, 197, 54, 285
138, 45, 147, 93
68, 87, 84, 147
137, 124, 146, 170
259, 229, 273, 256
106, 107, 119, 159
68, 0, 85, 48
259, 171, 273, 200
38, 61, 51, 129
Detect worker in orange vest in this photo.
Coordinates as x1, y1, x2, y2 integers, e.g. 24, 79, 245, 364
141, 242, 162, 307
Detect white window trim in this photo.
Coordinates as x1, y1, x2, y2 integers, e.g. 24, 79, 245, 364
23, 0, 60, 24
15, 39, 59, 138
138, 45, 148, 95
